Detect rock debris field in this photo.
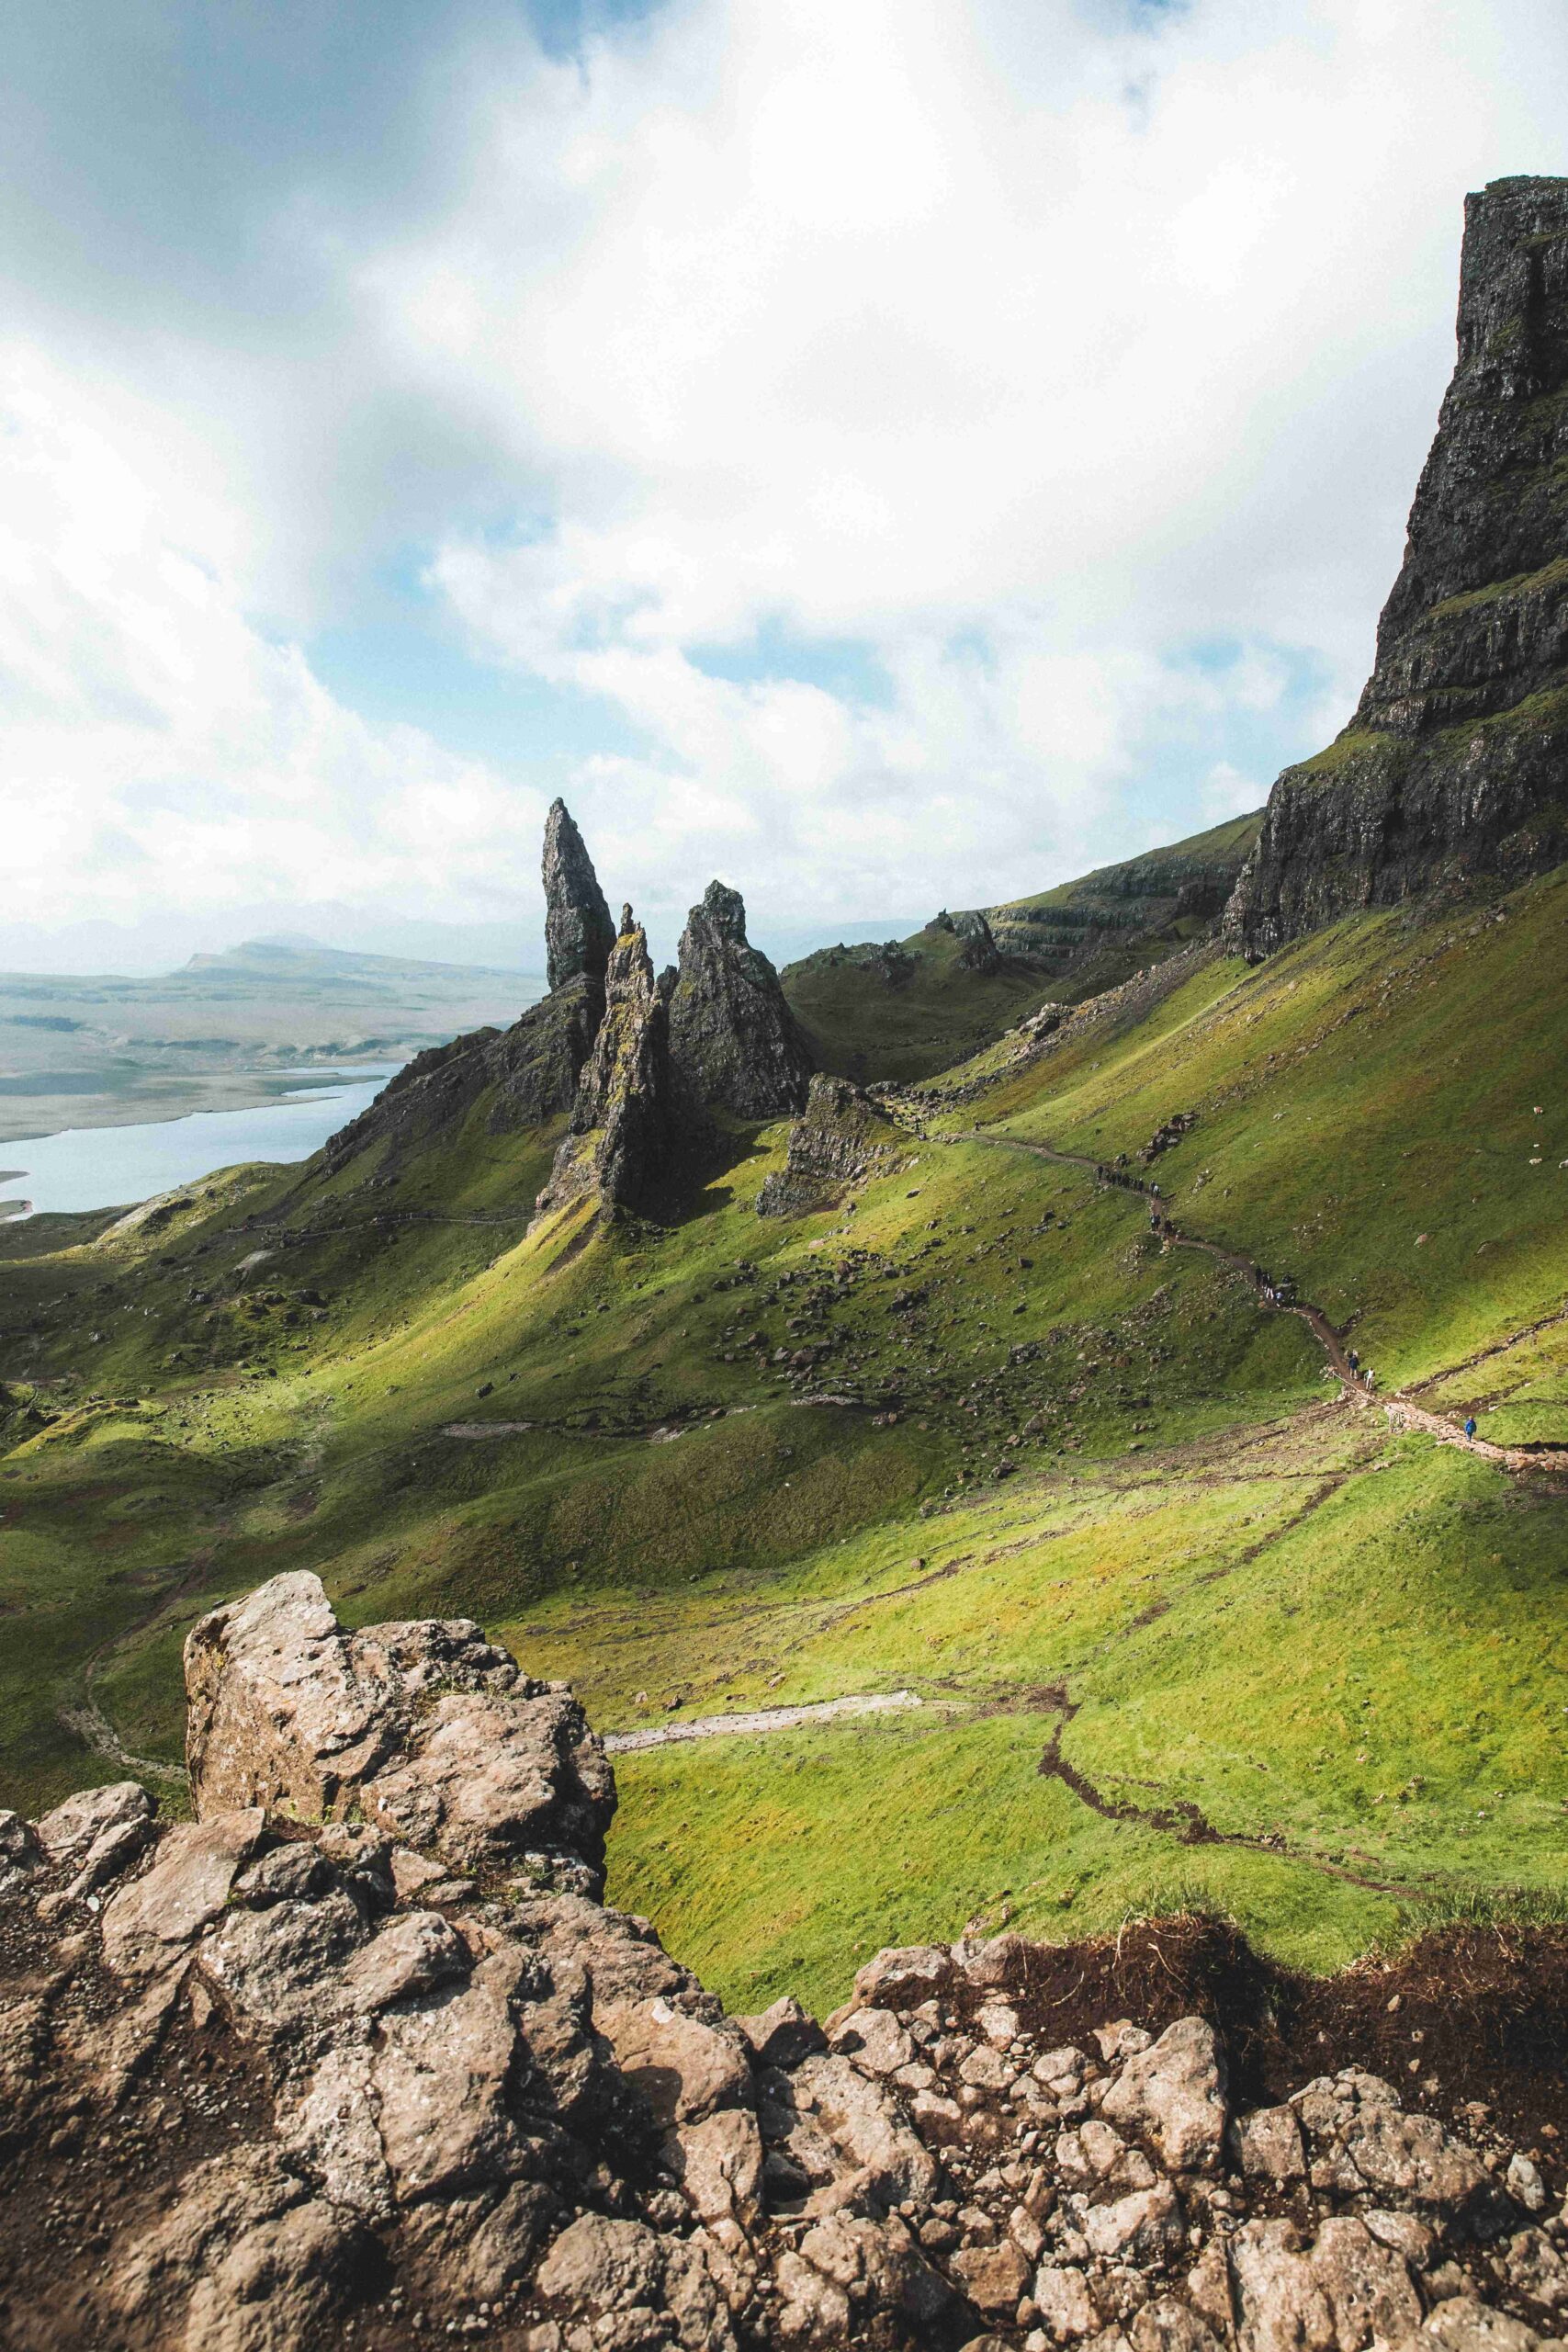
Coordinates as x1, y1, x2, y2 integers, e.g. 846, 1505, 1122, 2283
2, 1574, 1566, 2352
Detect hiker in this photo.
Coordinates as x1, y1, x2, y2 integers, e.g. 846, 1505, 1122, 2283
1363, 1366, 1376, 1391
1348, 1350, 1359, 1372
1464, 1416, 1477, 1440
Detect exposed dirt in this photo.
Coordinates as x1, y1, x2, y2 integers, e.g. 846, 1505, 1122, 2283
956, 1912, 1568, 2197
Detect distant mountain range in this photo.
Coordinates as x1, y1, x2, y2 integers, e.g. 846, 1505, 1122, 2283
0, 937, 544, 1143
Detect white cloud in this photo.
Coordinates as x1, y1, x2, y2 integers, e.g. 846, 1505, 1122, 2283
4, 0, 1568, 953
388, 0, 1568, 920
0, 345, 548, 930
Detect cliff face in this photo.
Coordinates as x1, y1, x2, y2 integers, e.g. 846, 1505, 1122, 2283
668, 883, 815, 1121
3, 1573, 1565, 2351
1227, 178, 1568, 956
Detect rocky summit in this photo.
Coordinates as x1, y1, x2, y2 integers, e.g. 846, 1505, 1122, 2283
1227, 177, 1568, 956
669, 883, 816, 1123
545, 801, 618, 996
3, 1576, 1566, 2352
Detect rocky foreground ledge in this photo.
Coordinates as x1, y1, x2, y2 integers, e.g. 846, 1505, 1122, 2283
1, 1579, 1564, 2352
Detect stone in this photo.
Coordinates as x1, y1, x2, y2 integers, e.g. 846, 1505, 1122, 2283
831, 2007, 915, 2077
1102, 2017, 1228, 2174
664, 2106, 765, 2229
757, 1075, 902, 1217
735, 1994, 826, 2070
1058, 2122, 1157, 2195
852, 1943, 954, 2004
1422, 2299, 1556, 2352
1292, 2072, 1489, 2215
668, 881, 815, 1121
1507, 2155, 1549, 2216
1131, 2298, 1224, 2352
0, 1810, 41, 1894
598, 1994, 753, 2127
1309, 2215, 1422, 2349
35, 1781, 154, 1867
1226, 2220, 1337, 2352
953, 2236, 1032, 2313
785, 2052, 939, 2211
99, 1809, 267, 1977
1234, 2107, 1307, 2186
1034, 2265, 1101, 2342
1084, 2184, 1186, 2265
1504, 2229, 1568, 2311
543, 798, 615, 992
184, 1571, 614, 1892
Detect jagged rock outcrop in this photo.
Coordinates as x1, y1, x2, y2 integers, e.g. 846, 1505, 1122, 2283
1228, 177, 1568, 956
757, 1075, 904, 1217
536, 910, 671, 1218
312, 976, 604, 1182
2, 1577, 1563, 2350
543, 800, 616, 994
953, 910, 1000, 975
668, 883, 815, 1120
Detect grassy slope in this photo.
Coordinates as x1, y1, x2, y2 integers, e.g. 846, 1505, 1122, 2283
0, 870, 1564, 2016
780, 813, 1263, 1083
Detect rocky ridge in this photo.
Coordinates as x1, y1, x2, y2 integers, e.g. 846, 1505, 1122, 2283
3, 1575, 1565, 2352
1228, 177, 1568, 956
757, 1074, 907, 1219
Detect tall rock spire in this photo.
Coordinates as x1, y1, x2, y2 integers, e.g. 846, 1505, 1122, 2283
542, 800, 615, 993
535, 906, 669, 1218
1226, 177, 1568, 957
668, 881, 815, 1120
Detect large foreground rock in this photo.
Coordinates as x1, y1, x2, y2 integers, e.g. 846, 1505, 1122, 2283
2, 1574, 1562, 2351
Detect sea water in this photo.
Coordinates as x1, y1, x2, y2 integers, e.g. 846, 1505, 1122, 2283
0, 1068, 398, 1219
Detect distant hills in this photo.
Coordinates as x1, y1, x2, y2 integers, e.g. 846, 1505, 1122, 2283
0, 937, 543, 1143
780, 810, 1263, 1081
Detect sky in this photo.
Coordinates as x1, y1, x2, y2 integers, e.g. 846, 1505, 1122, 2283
3, 0, 1566, 975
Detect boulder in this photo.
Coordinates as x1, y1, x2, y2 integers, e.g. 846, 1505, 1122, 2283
185, 1570, 614, 1892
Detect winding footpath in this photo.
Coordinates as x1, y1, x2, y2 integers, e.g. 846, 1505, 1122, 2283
958, 1128, 1568, 1480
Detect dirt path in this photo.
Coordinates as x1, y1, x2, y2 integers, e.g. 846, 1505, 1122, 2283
1032, 1683, 1423, 1898
57, 1695, 187, 1789
604, 1689, 923, 1752
959, 1129, 1568, 1478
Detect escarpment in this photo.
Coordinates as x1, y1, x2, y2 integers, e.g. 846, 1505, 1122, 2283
4, 1573, 1567, 2351
1228, 177, 1568, 956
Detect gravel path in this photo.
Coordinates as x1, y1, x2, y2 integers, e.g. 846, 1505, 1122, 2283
604, 1689, 922, 1752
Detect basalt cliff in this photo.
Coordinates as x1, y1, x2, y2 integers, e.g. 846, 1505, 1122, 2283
3, 1577, 1566, 2352
1226, 176, 1568, 956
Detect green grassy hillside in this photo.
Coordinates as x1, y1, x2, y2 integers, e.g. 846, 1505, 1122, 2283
0, 864, 1563, 2017
781, 811, 1261, 1081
